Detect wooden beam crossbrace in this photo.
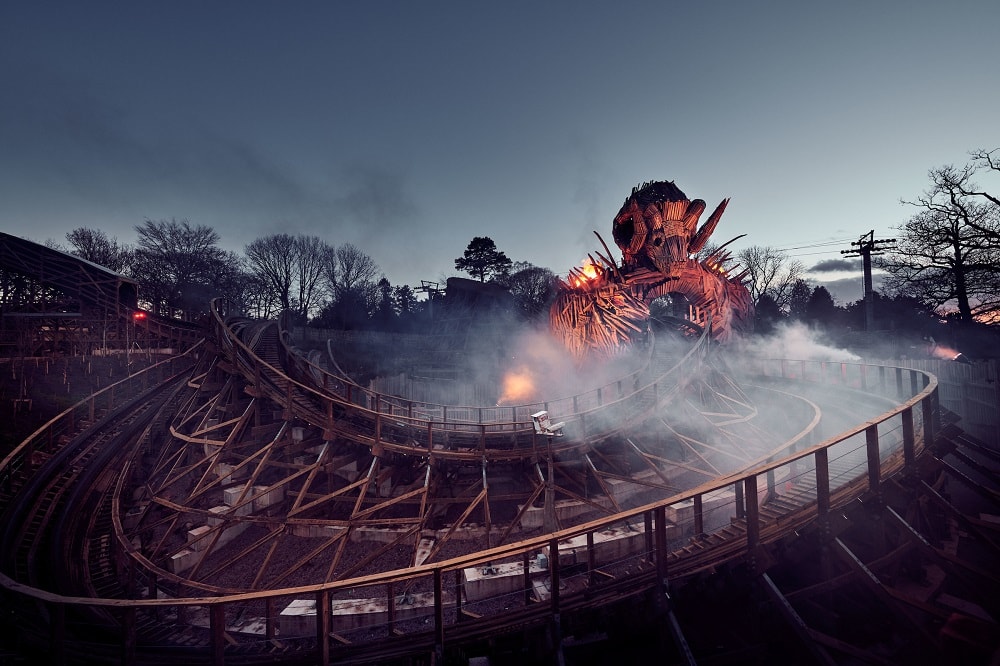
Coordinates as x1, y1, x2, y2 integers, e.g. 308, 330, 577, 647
831, 537, 942, 652
758, 573, 837, 666
289, 456, 375, 518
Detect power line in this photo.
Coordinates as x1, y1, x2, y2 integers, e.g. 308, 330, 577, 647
786, 249, 856, 258
774, 238, 856, 251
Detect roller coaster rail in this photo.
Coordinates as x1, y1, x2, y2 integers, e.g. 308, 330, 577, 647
217, 299, 711, 464
0, 304, 941, 664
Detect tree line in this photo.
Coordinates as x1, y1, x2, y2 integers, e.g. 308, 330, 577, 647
49, 224, 559, 330
25, 147, 1000, 345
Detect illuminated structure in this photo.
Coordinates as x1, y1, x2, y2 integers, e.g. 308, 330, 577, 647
551, 181, 754, 357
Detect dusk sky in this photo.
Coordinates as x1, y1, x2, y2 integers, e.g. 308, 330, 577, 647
2, 1, 997, 303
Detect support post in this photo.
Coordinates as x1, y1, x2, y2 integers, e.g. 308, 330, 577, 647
815, 449, 830, 520
524, 551, 532, 605
587, 531, 596, 587
744, 475, 760, 574
51, 602, 66, 666
210, 604, 226, 666
693, 495, 704, 536
122, 606, 136, 665
265, 597, 275, 642
654, 506, 668, 589
316, 589, 330, 666
644, 511, 654, 560
922, 393, 936, 444
434, 569, 444, 660
549, 537, 561, 615
865, 424, 881, 493
902, 408, 916, 475
387, 581, 397, 633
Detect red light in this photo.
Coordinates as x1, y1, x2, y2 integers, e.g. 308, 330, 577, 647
133, 311, 147, 320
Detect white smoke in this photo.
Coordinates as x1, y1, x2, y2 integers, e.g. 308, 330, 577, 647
740, 321, 860, 362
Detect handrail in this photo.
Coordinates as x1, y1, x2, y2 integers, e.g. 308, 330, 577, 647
217, 299, 709, 426
0, 341, 204, 487
280, 319, 661, 422
0, 326, 940, 664
1, 356, 937, 608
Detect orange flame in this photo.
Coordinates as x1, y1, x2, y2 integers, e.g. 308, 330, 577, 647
572, 259, 601, 287
931, 345, 961, 361
498, 368, 537, 404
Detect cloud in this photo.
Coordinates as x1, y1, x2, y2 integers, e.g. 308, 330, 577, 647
818, 275, 885, 305
335, 164, 419, 229
808, 258, 861, 272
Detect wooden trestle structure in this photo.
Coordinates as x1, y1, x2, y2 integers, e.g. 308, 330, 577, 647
0, 231, 202, 357
2, 293, 997, 664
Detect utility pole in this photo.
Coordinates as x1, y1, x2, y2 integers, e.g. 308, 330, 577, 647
841, 231, 895, 332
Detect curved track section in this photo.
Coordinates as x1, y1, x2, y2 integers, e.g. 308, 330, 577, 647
3, 305, 995, 665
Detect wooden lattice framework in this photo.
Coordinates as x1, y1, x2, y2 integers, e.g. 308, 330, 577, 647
550, 181, 754, 358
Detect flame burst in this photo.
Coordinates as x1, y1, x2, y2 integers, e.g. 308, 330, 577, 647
498, 368, 537, 405
931, 345, 961, 361
572, 259, 601, 287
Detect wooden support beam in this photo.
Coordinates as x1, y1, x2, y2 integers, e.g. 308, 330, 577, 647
901, 408, 916, 474
815, 448, 830, 519
316, 589, 330, 666
744, 475, 760, 572
121, 606, 136, 665
662, 583, 696, 666
865, 424, 880, 493
806, 627, 897, 666
758, 573, 837, 666
831, 537, 941, 651
549, 537, 561, 616
434, 568, 445, 659
693, 494, 704, 536
210, 604, 226, 666
654, 505, 668, 588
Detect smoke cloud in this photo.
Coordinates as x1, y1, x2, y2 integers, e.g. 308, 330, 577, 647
737, 321, 860, 362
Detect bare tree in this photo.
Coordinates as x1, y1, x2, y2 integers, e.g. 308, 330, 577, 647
878, 151, 1000, 323
325, 243, 380, 299
244, 233, 330, 320
879, 198, 1000, 323
736, 245, 805, 311
914, 147, 999, 243
134, 218, 242, 319
240, 271, 279, 319
316, 243, 382, 329
65, 228, 133, 274
245, 234, 295, 313
293, 235, 329, 320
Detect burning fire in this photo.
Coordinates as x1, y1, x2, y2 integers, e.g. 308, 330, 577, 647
930, 344, 963, 361
572, 259, 601, 287
931, 344, 972, 363
497, 368, 537, 405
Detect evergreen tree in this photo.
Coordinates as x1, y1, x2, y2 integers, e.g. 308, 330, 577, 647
455, 237, 512, 282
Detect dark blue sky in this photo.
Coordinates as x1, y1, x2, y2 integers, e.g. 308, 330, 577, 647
2, 1, 997, 301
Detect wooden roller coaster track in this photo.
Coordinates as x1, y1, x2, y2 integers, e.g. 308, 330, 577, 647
2, 300, 998, 665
